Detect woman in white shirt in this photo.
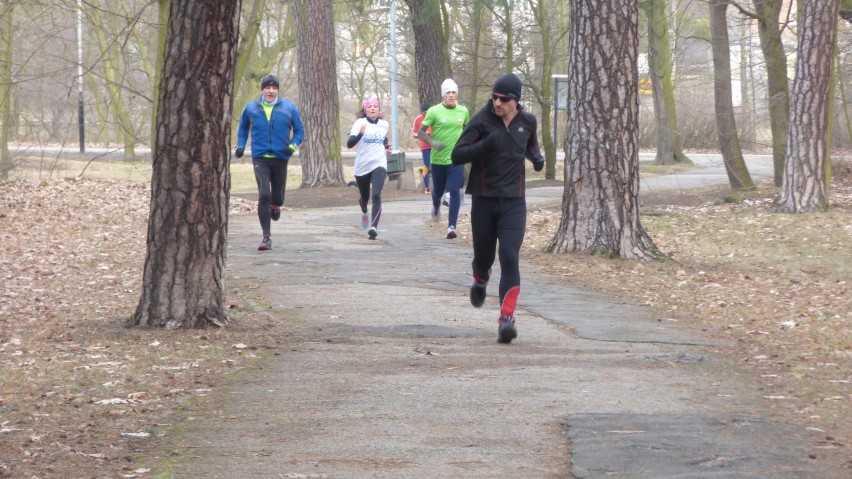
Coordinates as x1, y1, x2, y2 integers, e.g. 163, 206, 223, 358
347, 97, 391, 239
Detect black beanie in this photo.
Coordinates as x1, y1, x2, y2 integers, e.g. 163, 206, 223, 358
261, 74, 279, 90
420, 102, 431, 112
492, 73, 522, 101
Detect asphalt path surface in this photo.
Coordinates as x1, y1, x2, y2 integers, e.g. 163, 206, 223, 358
147, 155, 844, 478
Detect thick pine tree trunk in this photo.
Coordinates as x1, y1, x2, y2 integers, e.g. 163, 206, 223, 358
773, 0, 838, 212
133, 0, 240, 328
295, 0, 344, 187
546, 0, 663, 261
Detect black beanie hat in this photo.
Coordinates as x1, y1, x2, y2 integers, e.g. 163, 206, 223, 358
261, 74, 279, 90
420, 102, 431, 112
492, 73, 522, 101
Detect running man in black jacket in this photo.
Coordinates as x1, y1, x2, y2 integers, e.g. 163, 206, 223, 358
451, 73, 544, 344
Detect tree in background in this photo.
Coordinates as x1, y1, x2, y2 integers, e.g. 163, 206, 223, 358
709, 0, 754, 190
773, 0, 839, 212
640, 0, 691, 166
732, 0, 792, 187
133, 0, 241, 328
336, 1, 393, 105
547, 0, 663, 261
404, 0, 452, 106
89, 0, 139, 159
295, 0, 344, 186
232, 0, 296, 132
0, 0, 14, 179
751, 0, 791, 187
523, 0, 569, 180
150, 0, 169, 148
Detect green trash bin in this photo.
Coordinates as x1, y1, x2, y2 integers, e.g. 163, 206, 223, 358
386, 152, 406, 174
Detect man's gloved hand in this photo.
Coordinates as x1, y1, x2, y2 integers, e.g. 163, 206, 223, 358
431, 141, 446, 151
288, 144, 299, 154
235, 146, 244, 158
533, 158, 545, 172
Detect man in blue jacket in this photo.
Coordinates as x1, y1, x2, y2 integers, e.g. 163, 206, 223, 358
235, 74, 305, 251
451, 73, 544, 344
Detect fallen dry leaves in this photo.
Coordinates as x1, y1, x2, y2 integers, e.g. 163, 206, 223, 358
0, 166, 850, 477
0, 178, 266, 478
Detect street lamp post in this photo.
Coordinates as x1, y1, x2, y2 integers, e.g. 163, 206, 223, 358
389, 0, 399, 151
552, 74, 568, 154
77, 0, 85, 153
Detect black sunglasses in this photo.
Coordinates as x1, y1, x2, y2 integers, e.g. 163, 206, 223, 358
491, 94, 514, 103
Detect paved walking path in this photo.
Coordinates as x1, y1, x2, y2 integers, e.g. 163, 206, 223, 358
159, 157, 836, 478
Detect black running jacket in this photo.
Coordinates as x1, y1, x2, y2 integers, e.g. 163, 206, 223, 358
451, 101, 544, 198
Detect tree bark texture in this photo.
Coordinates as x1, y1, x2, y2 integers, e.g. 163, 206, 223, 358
753, 0, 790, 187
643, 0, 691, 165
296, 0, 344, 187
134, 0, 240, 329
546, 0, 662, 261
773, 0, 838, 212
404, 0, 451, 106
709, 0, 754, 190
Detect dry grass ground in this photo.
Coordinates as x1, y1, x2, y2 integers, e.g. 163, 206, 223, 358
0, 158, 849, 478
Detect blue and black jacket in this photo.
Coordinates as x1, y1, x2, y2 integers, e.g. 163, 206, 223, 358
236, 96, 305, 160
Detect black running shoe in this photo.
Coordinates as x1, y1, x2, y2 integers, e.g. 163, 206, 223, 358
258, 235, 272, 251
498, 314, 517, 344
368, 227, 378, 239
271, 205, 281, 221
470, 281, 486, 308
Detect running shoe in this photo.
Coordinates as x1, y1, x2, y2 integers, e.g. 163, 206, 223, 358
270, 205, 281, 221
498, 314, 517, 344
442, 192, 450, 206
446, 226, 457, 239
360, 213, 369, 229
258, 235, 272, 251
368, 227, 378, 239
470, 280, 487, 308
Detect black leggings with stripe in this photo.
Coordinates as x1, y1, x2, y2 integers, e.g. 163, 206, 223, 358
470, 196, 526, 305
356, 167, 387, 228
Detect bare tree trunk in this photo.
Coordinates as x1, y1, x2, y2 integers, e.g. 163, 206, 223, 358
642, 0, 691, 165
773, 0, 838, 212
90, 0, 137, 159
295, 0, 344, 187
710, 0, 754, 190
133, 0, 241, 329
836, 47, 852, 155
528, 0, 568, 180
404, 0, 452, 105
546, 0, 663, 261
468, 2, 484, 108
753, 0, 790, 187
150, 0, 169, 149
0, 1, 14, 179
